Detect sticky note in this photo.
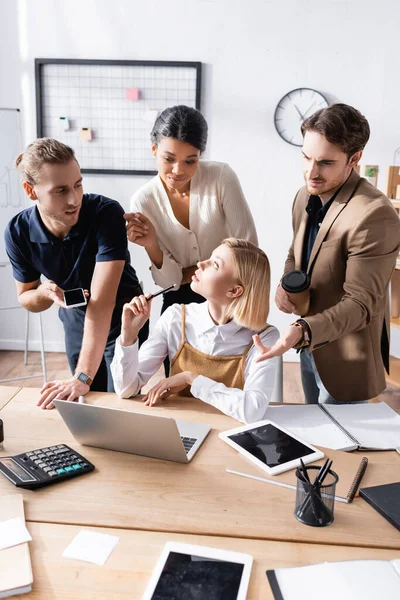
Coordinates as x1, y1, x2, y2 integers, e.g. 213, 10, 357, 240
142, 109, 159, 123
58, 117, 70, 131
79, 127, 92, 141
0, 517, 32, 551
63, 530, 119, 565
126, 88, 140, 100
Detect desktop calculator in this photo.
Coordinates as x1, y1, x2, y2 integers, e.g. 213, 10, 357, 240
0, 444, 95, 490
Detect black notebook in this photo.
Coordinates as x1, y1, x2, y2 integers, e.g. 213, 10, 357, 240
360, 481, 400, 531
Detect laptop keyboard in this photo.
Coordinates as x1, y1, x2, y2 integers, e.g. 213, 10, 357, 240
181, 436, 197, 453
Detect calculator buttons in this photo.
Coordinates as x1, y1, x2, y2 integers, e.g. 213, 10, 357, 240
0, 444, 94, 489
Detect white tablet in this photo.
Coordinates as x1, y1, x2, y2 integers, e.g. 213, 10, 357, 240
219, 419, 325, 475
141, 541, 253, 600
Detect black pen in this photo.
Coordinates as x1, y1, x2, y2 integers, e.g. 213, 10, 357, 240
317, 459, 333, 486
300, 459, 311, 484
147, 284, 177, 300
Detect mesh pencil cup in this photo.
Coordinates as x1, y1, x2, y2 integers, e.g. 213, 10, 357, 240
294, 466, 339, 527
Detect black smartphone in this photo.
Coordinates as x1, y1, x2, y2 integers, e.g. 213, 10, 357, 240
63, 288, 87, 308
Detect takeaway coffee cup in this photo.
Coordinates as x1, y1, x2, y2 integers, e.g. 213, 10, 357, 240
281, 270, 311, 316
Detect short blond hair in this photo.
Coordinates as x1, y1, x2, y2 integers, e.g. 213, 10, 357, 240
15, 138, 77, 184
223, 238, 270, 331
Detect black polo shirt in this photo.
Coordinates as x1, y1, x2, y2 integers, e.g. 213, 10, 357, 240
4, 193, 140, 306
301, 189, 341, 272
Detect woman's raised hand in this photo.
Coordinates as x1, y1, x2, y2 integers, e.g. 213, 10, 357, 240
120, 295, 152, 347
124, 212, 158, 248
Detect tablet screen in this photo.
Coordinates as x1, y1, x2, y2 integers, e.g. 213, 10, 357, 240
149, 551, 244, 599
228, 423, 314, 467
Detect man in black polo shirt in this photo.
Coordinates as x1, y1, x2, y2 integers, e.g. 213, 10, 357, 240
5, 138, 147, 408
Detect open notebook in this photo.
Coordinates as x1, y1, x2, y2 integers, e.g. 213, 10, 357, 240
267, 558, 400, 600
266, 402, 400, 451
0, 495, 33, 598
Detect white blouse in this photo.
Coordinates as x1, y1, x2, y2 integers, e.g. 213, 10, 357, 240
130, 161, 258, 289
111, 302, 279, 424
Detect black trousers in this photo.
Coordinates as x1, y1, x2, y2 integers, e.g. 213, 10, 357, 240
59, 303, 149, 392
161, 283, 204, 375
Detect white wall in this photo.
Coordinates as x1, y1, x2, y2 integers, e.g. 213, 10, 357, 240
1, 0, 400, 358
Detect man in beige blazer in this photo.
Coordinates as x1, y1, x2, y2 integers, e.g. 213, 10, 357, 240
255, 104, 400, 402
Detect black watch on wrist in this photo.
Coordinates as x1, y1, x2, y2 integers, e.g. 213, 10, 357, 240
74, 372, 93, 387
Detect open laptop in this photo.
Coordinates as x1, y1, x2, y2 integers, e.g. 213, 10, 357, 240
54, 400, 211, 463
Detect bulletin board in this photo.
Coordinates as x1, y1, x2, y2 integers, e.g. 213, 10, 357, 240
35, 59, 202, 176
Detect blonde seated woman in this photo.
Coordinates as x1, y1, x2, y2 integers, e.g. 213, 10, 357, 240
110, 239, 279, 423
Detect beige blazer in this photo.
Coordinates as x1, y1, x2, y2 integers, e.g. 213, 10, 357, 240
284, 170, 400, 401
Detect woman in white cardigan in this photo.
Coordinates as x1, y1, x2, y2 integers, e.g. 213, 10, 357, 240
125, 106, 257, 320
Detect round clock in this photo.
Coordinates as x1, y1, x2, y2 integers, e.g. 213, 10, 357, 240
274, 88, 329, 147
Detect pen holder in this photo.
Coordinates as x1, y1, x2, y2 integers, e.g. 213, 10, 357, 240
294, 466, 338, 527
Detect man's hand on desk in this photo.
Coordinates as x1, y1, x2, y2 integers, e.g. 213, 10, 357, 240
38, 378, 90, 410
253, 325, 303, 362
143, 371, 197, 406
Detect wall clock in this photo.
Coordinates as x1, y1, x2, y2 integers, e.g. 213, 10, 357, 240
274, 88, 329, 147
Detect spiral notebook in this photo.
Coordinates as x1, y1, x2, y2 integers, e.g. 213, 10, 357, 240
266, 402, 400, 451
227, 446, 369, 503
267, 559, 400, 600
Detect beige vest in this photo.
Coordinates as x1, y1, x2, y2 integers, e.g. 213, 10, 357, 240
170, 304, 254, 397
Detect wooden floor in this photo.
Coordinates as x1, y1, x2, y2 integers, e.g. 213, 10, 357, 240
0, 350, 400, 410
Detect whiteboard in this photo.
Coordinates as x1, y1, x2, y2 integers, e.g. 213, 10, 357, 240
0, 108, 25, 262
36, 59, 202, 175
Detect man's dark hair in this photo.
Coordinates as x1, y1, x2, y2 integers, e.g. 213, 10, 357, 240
301, 103, 370, 159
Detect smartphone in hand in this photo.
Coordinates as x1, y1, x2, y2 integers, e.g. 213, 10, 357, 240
63, 288, 87, 308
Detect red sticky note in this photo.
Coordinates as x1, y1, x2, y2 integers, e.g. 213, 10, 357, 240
126, 88, 140, 100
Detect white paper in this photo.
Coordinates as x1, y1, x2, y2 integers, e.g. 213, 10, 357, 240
265, 405, 356, 451
275, 559, 400, 600
325, 402, 400, 450
62, 530, 119, 566
0, 517, 32, 551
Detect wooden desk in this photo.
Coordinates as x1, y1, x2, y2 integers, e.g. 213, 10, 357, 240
1, 387, 399, 550
24, 522, 400, 599
0, 385, 20, 410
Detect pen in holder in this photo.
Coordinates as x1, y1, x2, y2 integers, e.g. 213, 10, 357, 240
294, 462, 339, 527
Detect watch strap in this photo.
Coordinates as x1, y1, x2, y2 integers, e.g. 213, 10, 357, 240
74, 372, 93, 387
291, 319, 311, 349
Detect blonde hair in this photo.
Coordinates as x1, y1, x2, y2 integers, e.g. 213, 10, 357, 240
223, 238, 270, 331
15, 138, 77, 184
